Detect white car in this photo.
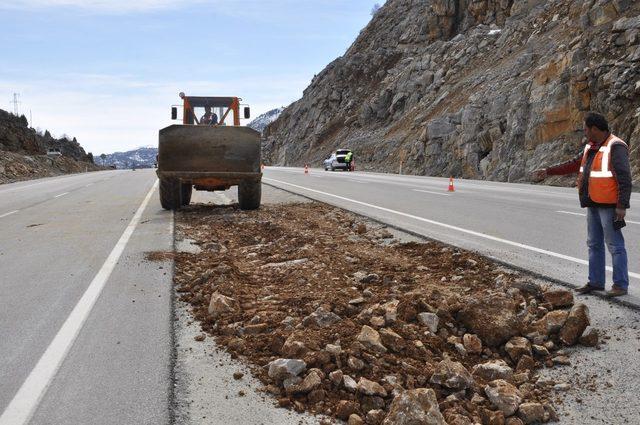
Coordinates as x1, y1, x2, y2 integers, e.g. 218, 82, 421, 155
323, 149, 352, 171
46, 148, 62, 157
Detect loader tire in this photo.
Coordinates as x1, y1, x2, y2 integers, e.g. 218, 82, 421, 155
160, 179, 181, 211
180, 184, 192, 206
238, 181, 261, 210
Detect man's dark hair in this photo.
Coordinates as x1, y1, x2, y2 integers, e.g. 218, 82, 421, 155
585, 112, 609, 132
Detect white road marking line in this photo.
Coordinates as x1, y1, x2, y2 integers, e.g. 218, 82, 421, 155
53, 192, 69, 198
0, 179, 159, 425
264, 177, 640, 280
412, 189, 452, 197
85, 183, 93, 187
557, 210, 640, 225
0, 210, 19, 219
557, 210, 585, 217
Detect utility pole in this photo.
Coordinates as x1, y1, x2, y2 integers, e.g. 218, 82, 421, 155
11, 93, 20, 116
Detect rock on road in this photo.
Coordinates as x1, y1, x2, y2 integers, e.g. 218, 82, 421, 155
263, 166, 640, 307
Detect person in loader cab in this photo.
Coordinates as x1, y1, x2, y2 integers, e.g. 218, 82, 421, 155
532, 112, 631, 298
200, 106, 219, 126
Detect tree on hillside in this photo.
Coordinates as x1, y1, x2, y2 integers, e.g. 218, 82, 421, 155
100, 153, 107, 165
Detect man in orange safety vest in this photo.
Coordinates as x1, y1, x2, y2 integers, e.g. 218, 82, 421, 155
532, 112, 632, 297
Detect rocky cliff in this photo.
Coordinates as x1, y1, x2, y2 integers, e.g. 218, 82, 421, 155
264, 0, 640, 185
0, 108, 100, 183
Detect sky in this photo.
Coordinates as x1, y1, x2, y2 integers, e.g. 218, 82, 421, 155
0, 0, 384, 155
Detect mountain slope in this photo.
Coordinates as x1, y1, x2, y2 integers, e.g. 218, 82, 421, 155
0, 109, 100, 183
99, 147, 158, 169
248, 108, 285, 134
263, 0, 640, 185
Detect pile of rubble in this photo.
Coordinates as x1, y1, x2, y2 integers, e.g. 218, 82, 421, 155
174, 203, 597, 424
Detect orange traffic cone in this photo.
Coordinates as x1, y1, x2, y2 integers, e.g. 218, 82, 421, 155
448, 177, 455, 192
304, 164, 309, 175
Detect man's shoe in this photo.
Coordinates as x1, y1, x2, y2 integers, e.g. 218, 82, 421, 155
575, 284, 604, 294
605, 286, 628, 298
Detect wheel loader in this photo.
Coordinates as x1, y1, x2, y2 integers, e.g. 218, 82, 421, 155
157, 93, 262, 210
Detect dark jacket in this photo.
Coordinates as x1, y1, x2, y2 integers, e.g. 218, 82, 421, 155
546, 139, 632, 209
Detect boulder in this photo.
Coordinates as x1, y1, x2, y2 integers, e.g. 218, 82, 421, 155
463, 333, 483, 354
537, 310, 569, 334
472, 360, 514, 381
457, 294, 521, 346
348, 414, 365, 425
207, 292, 236, 318
379, 328, 405, 352
286, 370, 322, 394
485, 379, 522, 416
267, 359, 307, 382
281, 335, 308, 357
579, 328, 599, 347
504, 336, 532, 362
329, 369, 344, 386
335, 400, 359, 420
302, 307, 342, 328
343, 375, 358, 392
382, 388, 446, 425
417, 312, 440, 332
383, 300, 400, 323
542, 289, 574, 308
517, 402, 546, 424
559, 303, 590, 345
357, 325, 387, 353
357, 377, 388, 397
430, 358, 473, 390
366, 409, 386, 425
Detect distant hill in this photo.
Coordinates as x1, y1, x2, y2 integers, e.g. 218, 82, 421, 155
0, 108, 101, 183
247, 108, 284, 134
99, 146, 157, 169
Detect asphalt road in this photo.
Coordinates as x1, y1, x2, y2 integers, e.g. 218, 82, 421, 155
0, 169, 173, 425
263, 167, 640, 308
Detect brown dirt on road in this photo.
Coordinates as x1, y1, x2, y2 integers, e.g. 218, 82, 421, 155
174, 202, 594, 424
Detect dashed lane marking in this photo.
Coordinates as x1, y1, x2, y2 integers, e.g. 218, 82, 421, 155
412, 189, 452, 197
557, 210, 640, 225
0, 210, 19, 219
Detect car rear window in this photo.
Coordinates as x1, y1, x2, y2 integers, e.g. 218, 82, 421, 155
336, 150, 351, 155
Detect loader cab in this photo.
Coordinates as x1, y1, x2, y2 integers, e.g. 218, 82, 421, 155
170, 93, 251, 127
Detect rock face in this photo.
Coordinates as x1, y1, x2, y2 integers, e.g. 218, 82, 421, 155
264, 0, 640, 186
383, 388, 446, 425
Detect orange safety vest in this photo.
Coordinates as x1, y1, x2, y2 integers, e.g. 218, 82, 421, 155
577, 134, 628, 204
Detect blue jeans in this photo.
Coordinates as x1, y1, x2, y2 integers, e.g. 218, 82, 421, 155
587, 207, 629, 289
